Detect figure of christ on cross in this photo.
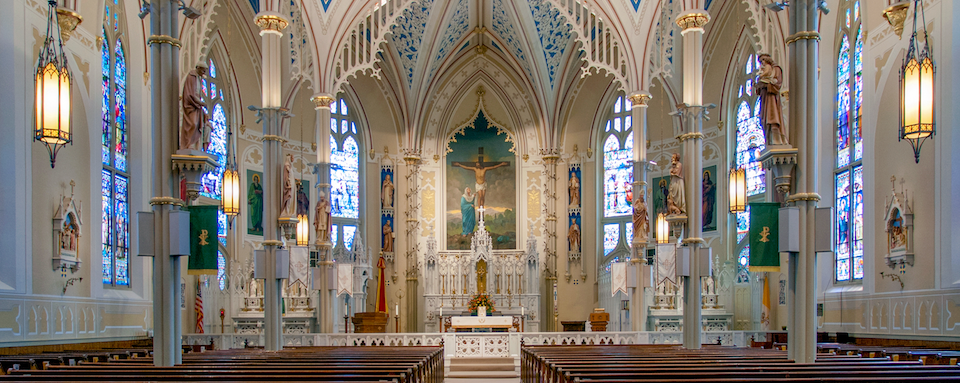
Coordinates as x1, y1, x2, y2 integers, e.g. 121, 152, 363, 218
452, 147, 510, 207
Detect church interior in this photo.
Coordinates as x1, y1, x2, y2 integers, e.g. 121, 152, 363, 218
2, 0, 960, 380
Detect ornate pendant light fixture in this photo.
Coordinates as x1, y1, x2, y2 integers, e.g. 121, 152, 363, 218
899, 0, 936, 163
656, 213, 670, 244
35, 0, 74, 168
221, 125, 240, 218
296, 212, 309, 246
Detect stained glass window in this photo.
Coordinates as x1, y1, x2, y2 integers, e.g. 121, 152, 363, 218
734, 53, 765, 283
217, 210, 227, 290
200, 59, 228, 200
330, 97, 363, 249
835, 1, 864, 282
101, 3, 130, 287
600, 95, 634, 274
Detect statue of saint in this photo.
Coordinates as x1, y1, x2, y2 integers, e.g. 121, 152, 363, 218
633, 189, 649, 242
180, 62, 208, 151
569, 173, 581, 207
296, 181, 309, 217
755, 54, 787, 146
667, 153, 686, 215
247, 173, 263, 234
314, 191, 332, 243
568, 218, 581, 253
281, 154, 294, 216
460, 187, 477, 235
381, 174, 395, 209
381, 220, 394, 253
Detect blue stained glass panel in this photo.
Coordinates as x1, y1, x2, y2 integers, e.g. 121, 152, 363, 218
101, 37, 110, 167
200, 103, 227, 199
201, 78, 208, 98
217, 209, 227, 245
217, 251, 226, 290
603, 224, 620, 255
209, 59, 217, 78
113, 41, 127, 172
613, 117, 621, 132
604, 121, 611, 132
854, 1, 859, 21
614, 96, 622, 113
331, 136, 360, 219
351, 122, 356, 134
625, 222, 633, 245
745, 79, 753, 96
341, 120, 348, 134
603, 136, 632, 217
837, 37, 851, 167
853, 166, 864, 279
735, 102, 766, 196
343, 225, 357, 250
211, 83, 217, 99
115, 174, 129, 286
845, 9, 851, 28
102, 170, 112, 284
737, 246, 750, 283
736, 207, 750, 243
625, 116, 632, 131
836, 170, 851, 281
330, 98, 338, 114
853, 28, 864, 162
339, 99, 347, 115
331, 118, 337, 132
331, 225, 339, 246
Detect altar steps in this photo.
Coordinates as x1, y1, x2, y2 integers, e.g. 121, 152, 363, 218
446, 357, 519, 379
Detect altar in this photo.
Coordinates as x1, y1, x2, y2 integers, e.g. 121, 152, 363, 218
450, 315, 514, 331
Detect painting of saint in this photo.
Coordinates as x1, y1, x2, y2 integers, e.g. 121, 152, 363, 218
702, 166, 717, 232
296, 179, 310, 217
247, 170, 264, 236
446, 111, 516, 250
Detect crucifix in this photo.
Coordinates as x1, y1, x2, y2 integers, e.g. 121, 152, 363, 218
452, 147, 510, 207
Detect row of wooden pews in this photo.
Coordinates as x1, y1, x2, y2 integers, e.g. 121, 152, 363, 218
522, 344, 960, 382
0, 346, 443, 382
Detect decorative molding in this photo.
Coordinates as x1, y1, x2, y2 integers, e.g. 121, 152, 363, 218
883, 2, 910, 40
254, 13, 289, 33
675, 11, 710, 33
55, 8, 82, 42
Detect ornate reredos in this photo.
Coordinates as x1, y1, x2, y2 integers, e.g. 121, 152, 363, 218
444, 86, 518, 155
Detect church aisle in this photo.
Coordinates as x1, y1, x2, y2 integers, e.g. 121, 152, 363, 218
445, 378, 520, 383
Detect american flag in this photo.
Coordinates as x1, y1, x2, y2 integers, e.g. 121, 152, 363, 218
195, 279, 204, 334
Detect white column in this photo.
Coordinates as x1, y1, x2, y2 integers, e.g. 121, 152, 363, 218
541, 149, 561, 332
147, 0, 183, 367
675, 9, 710, 350
312, 94, 334, 333
786, 0, 820, 364
629, 91, 652, 331
403, 149, 422, 332
254, 11, 288, 351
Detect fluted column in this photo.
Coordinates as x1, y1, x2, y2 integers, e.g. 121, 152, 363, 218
541, 149, 561, 332
254, 11, 288, 351
629, 91, 652, 331
786, 0, 820, 363
675, 9, 710, 349
147, 0, 182, 367
402, 149, 422, 332
312, 94, 334, 333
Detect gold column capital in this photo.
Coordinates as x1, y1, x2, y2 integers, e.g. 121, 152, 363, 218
883, 2, 910, 40
311, 94, 335, 108
255, 13, 289, 34
628, 92, 652, 106
675, 10, 710, 33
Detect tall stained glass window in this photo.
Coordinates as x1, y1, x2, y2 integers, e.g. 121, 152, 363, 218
101, 1, 130, 287
330, 97, 362, 249
198, 57, 230, 289
600, 95, 633, 271
733, 54, 765, 282
835, 0, 864, 282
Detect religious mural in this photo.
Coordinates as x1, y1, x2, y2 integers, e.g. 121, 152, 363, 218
446, 111, 516, 250
247, 169, 263, 236
702, 165, 717, 232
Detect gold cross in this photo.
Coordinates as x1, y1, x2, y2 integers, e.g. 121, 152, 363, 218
199, 229, 209, 246
759, 227, 771, 243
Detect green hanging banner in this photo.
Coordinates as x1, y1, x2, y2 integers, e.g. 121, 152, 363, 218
188, 205, 219, 275
749, 202, 781, 272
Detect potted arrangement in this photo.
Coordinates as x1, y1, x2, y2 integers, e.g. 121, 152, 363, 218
467, 293, 495, 316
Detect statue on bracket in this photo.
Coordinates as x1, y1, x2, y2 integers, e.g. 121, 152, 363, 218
180, 61, 209, 151
755, 53, 788, 146
568, 171, 581, 207
314, 191, 332, 244
567, 216, 581, 253
281, 154, 294, 216
381, 174, 395, 209
666, 153, 686, 215
53, 180, 82, 272
633, 188, 649, 242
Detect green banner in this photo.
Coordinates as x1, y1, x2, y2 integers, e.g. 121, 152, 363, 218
188, 205, 219, 275
749, 202, 781, 272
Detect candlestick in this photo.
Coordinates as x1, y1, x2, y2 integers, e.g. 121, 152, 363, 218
395, 303, 399, 316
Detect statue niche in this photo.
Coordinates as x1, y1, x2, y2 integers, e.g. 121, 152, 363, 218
53, 181, 82, 272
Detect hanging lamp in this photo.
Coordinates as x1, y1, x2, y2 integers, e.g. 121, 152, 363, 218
899, 0, 936, 163
35, 0, 73, 168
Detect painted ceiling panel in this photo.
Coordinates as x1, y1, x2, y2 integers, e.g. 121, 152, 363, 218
389, 0, 436, 89
429, 0, 471, 82
528, 0, 573, 88
491, 0, 533, 80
